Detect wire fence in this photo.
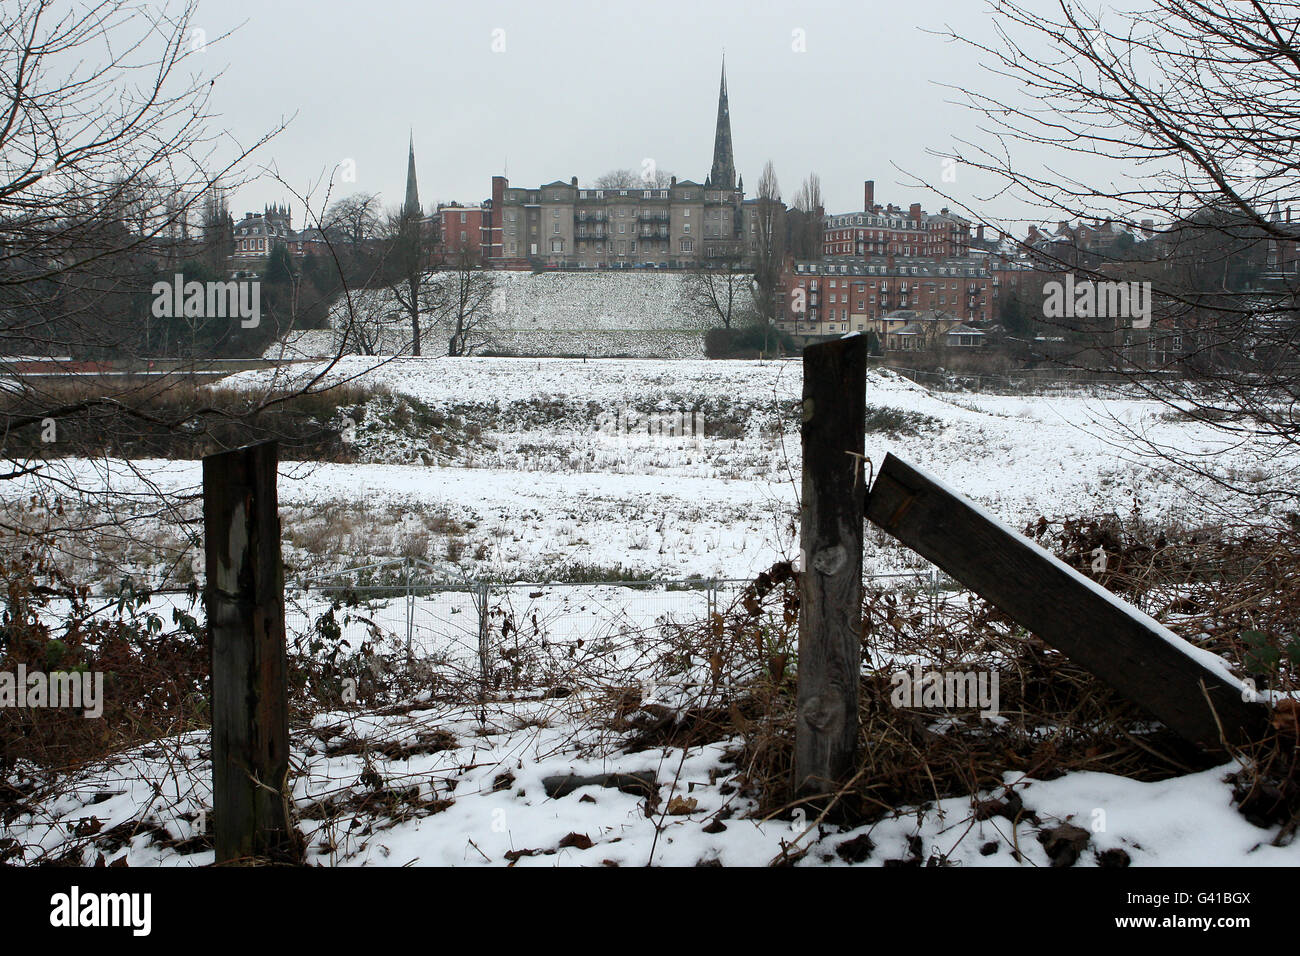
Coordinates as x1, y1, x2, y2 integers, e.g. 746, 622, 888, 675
280, 559, 963, 707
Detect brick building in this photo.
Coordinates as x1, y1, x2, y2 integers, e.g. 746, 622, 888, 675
230, 204, 295, 275
822, 181, 972, 260
433, 202, 490, 259
778, 257, 993, 341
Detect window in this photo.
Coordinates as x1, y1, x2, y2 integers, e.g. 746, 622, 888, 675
683, 224, 690, 233
460, 212, 467, 223
551, 239, 563, 253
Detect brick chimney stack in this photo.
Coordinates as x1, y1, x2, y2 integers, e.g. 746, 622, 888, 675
864, 180, 875, 213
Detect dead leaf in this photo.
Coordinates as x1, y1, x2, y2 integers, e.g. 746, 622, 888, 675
667, 796, 698, 816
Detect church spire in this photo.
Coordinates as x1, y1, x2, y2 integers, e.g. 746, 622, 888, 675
404, 130, 420, 217
708, 56, 735, 191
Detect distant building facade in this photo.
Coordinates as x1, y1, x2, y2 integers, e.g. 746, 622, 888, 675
822, 181, 972, 261
483, 60, 748, 270
778, 257, 993, 342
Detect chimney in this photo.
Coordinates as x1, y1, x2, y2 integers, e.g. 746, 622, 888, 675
864, 180, 874, 213
910, 202, 922, 222
977, 224, 986, 243
571, 176, 578, 186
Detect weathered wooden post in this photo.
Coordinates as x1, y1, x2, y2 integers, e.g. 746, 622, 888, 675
795, 336, 868, 794
203, 440, 294, 863
865, 453, 1271, 753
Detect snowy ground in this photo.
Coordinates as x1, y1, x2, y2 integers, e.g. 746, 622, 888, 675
9, 357, 1283, 588
5, 357, 1294, 867
7, 698, 1295, 867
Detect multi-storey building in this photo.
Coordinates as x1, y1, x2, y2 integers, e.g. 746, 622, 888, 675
485, 61, 748, 270
822, 181, 972, 260
778, 256, 993, 340
433, 202, 490, 259
231, 204, 295, 274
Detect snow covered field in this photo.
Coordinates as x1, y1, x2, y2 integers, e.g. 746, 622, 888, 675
34, 355, 1269, 586
6, 357, 1295, 868
4, 357, 1285, 589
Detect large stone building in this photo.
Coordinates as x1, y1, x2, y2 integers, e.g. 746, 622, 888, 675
484, 60, 750, 270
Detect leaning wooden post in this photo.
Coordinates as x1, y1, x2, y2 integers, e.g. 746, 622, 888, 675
203, 440, 294, 863
795, 336, 868, 795
865, 453, 1271, 753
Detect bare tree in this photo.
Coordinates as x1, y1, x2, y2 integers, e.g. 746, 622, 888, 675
0, 0, 383, 584
924, 0, 1300, 510
592, 167, 676, 190
382, 202, 431, 355
683, 260, 754, 329
790, 173, 825, 259
752, 161, 786, 327
432, 251, 496, 357
324, 193, 383, 251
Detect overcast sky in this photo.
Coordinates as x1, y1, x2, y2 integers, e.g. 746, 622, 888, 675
195, 0, 1065, 227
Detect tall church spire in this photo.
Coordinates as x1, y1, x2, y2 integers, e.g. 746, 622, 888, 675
404, 130, 420, 217
708, 56, 736, 191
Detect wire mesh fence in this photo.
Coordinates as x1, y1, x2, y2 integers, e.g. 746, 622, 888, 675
278, 559, 965, 710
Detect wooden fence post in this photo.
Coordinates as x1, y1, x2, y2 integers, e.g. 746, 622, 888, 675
865, 453, 1271, 753
795, 336, 868, 795
203, 440, 294, 863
